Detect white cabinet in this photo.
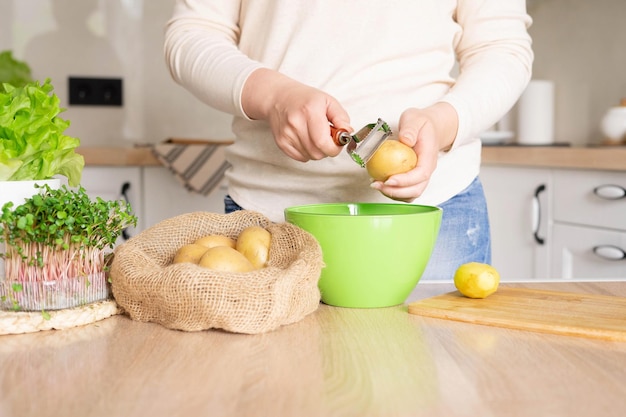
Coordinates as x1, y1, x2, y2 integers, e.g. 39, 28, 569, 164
78, 167, 143, 242
71, 166, 228, 241
76, 162, 625, 280
551, 224, 626, 279
551, 170, 626, 230
550, 169, 626, 279
480, 166, 552, 281
142, 166, 227, 229
481, 165, 626, 280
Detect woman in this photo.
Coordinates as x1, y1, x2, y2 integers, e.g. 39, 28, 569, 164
164, 1, 533, 280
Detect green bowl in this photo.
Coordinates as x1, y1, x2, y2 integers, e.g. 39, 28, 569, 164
284, 203, 442, 308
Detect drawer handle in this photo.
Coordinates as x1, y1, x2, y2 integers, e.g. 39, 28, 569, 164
120, 182, 131, 241
532, 184, 546, 245
592, 245, 626, 261
593, 184, 626, 200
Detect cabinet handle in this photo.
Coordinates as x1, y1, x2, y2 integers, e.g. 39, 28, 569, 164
120, 182, 131, 241
532, 184, 546, 245
593, 184, 626, 200
592, 245, 626, 261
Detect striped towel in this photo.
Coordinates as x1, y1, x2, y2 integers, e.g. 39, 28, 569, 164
152, 139, 234, 196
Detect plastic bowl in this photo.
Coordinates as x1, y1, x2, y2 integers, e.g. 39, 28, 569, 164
284, 203, 442, 308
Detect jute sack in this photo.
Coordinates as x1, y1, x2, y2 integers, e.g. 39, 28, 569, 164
109, 210, 323, 334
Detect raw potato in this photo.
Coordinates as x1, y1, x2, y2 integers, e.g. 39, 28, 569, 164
366, 139, 417, 182
236, 226, 271, 269
194, 234, 236, 249
198, 246, 255, 273
172, 243, 209, 264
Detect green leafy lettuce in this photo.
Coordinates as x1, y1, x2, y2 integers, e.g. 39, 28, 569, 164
0, 50, 33, 92
0, 78, 84, 186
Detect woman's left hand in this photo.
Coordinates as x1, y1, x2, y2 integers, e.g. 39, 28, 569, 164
370, 102, 458, 202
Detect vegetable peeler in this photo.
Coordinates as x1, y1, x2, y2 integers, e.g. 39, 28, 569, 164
330, 118, 392, 167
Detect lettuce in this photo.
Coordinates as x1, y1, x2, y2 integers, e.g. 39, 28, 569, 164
0, 79, 84, 186
0, 50, 33, 92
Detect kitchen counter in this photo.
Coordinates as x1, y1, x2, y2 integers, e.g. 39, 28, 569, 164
481, 144, 626, 171
78, 145, 161, 166
1, 281, 624, 417
79, 144, 626, 171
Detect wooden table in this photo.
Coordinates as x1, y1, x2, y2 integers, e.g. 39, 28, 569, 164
1, 281, 624, 417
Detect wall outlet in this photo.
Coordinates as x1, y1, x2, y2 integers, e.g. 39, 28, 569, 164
68, 77, 123, 106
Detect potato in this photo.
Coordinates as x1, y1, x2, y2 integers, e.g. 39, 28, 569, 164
365, 139, 417, 182
198, 246, 255, 273
236, 225, 271, 269
194, 234, 236, 249
172, 243, 209, 264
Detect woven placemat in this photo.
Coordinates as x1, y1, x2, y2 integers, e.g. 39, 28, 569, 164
0, 299, 121, 335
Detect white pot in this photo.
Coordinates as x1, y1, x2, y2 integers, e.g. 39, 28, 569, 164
1, 179, 61, 281
0, 178, 61, 209
600, 105, 626, 144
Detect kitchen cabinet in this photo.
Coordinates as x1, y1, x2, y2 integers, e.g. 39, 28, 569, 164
75, 146, 626, 280
79, 167, 143, 243
480, 166, 552, 281
142, 166, 227, 229
551, 224, 626, 278
60, 166, 227, 245
550, 169, 626, 279
481, 165, 626, 280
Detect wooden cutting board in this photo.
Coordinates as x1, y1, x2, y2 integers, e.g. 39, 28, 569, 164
407, 287, 626, 342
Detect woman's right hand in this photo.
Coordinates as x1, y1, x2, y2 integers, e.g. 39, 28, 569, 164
242, 68, 352, 162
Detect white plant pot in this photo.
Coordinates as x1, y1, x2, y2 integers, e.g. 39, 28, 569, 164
0, 178, 61, 209
0, 179, 61, 281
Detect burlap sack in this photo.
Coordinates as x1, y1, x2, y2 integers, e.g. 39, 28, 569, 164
109, 210, 323, 334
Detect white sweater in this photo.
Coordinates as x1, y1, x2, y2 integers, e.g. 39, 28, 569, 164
165, 0, 533, 222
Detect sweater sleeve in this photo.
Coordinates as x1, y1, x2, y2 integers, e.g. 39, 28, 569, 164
163, 0, 262, 119
440, 0, 534, 149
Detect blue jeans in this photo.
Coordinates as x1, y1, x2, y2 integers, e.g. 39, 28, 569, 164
224, 176, 491, 281
224, 194, 245, 214
420, 176, 491, 280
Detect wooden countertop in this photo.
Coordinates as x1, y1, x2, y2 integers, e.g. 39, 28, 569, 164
78, 145, 161, 166
481, 145, 626, 171
79, 144, 626, 171
1, 281, 624, 417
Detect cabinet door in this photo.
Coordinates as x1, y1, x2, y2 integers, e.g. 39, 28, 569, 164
142, 166, 227, 229
552, 223, 626, 279
78, 167, 143, 242
480, 166, 552, 280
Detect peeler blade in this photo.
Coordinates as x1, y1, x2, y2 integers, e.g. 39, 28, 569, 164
347, 118, 392, 167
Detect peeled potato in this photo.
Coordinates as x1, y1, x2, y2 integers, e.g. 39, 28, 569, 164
454, 262, 500, 299
366, 139, 417, 182
198, 246, 255, 273
236, 226, 271, 269
172, 243, 209, 264
194, 234, 236, 249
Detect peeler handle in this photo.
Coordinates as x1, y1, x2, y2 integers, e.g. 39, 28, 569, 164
330, 126, 351, 146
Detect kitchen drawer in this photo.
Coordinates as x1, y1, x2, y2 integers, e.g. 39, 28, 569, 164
552, 169, 626, 231
551, 223, 626, 279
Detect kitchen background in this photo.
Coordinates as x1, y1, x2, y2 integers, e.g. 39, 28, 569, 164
1, 0, 626, 148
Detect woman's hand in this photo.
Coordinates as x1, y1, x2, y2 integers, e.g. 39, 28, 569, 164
370, 102, 459, 202
242, 68, 352, 162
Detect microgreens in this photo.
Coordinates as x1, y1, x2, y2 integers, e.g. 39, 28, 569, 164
0, 184, 137, 281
